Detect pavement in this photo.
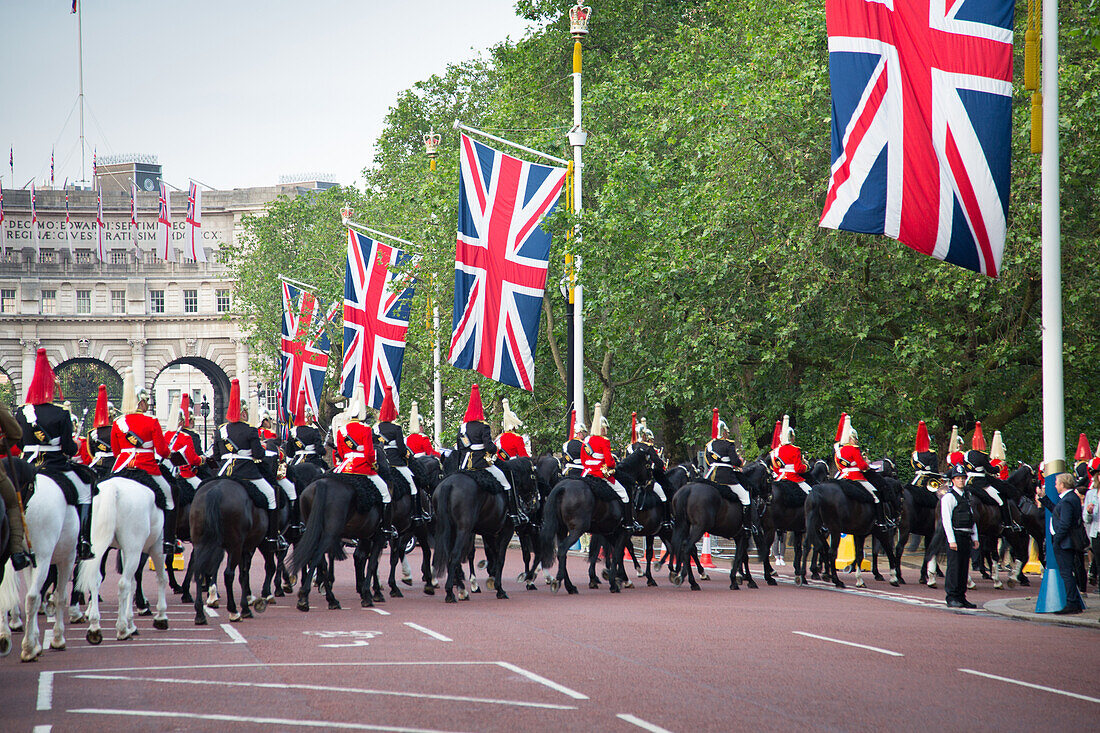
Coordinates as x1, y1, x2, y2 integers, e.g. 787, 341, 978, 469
983, 595, 1100, 628
2, 545, 1098, 732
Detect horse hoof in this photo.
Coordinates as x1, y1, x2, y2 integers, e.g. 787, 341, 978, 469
654, 562, 664, 572
117, 629, 134, 641
1019, 576, 1031, 587
855, 579, 866, 588
50, 638, 66, 651
526, 583, 537, 591
486, 577, 495, 591
372, 591, 385, 603
610, 585, 621, 594
516, 572, 528, 583
623, 580, 634, 589
228, 613, 241, 623
137, 606, 152, 617
567, 587, 579, 595
328, 601, 342, 610
206, 599, 219, 609
636, 570, 645, 578
873, 573, 885, 582
766, 578, 778, 586
195, 615, 208, 626
550, 581, 560, 594
401, 577, 413, 587
728, 583, 737, 591
834, 581, 846, 589
153, 618, 169, 631
699, 572, 710, 581
746, 580, 758, 589
181, 593, 193, 604
1006, 578, 1017, 589
361, 598, 374, 608
589, 580, 600, 589
794, 575, 804, 586
296, 600, 310, 613
497, 590, 508, 600
967, 579, 976, 590
897, 577, 907, 585
273, 589, 285, 598
445, 595, 457, 604
70, 612, 87, 625
927, 581, 937, 588
600, 569, 610, 581
647, 578, 658, 587
423, 586, 435, 596
241, 608, 254, 620
252, 598, 268, 614
690, 584, 701, 591
477, 559, 487, 569
993, 581, 1003, 590
810, 572, 821, 581
389, 588, 404, 599
889, 580, 899, 588
20, 649, 38, 663
470, 587, 481, 594
0, 637, 10, 656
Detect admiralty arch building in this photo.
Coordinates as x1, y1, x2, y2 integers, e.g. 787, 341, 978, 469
0, 155, 333, 446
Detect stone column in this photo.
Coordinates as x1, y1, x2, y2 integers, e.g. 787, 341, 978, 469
19, 338, 40, 403
232, 337, 250, 419
128, 338, 147, 393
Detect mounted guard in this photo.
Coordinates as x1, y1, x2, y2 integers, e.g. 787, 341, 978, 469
17, 347, 95, 560
582, 403, 644, 533
561, 411, 587, 478
497, 399, 529, 459
286, 395, 326, 468
333, 386, 396, 537
833, 414, 893, 531
910, 420, 941, 495
626, 412, 669, 508
165, 394, 203, 493
373, 385, 425, 523
963, 422, 1021, 532
946, 425, 965, 467
771, 414, 811, 494
0, 400, 33, 570
86, 385, 115, 477
703, 408, 757, 531
405, 401, 439, 458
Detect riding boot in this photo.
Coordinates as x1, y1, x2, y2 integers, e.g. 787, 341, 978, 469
382, 503, 398, 539
872, 501, 892, 531
162, 507, 178, 556
748, 502, 762, 536
509, 487, 528, 526
266, 508, 288, 552
621, 500, 644, 534
419, 490, 433, 523
286, 500, 305, 542
660, 500, 674, 531
76, 503, 94, 561
1000, 502, 1022, 533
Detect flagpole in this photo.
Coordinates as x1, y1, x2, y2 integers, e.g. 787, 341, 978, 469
568, 3, 592, 429
1035, 0, 1066, 614
77, 0, 86, 187
341, 216, 421, 252
452, 121, 569, 166
424, 133, 445, 447
277, 274, 320, 292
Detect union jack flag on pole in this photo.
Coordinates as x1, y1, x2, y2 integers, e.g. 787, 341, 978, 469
280, 279, 337, 419
341, 229, 415, 409
184, 181, 206, 262
819, 0, 1013, 278
156, 181, 172, 261
448, 134, 566, 390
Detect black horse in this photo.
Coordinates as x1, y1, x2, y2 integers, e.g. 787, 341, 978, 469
188, 478, 277, 625
385, 454, 440, 598
432, 457, 539, 603
512, 454, 558, 590
539, 445, 659, 595
798, 468, 902, 589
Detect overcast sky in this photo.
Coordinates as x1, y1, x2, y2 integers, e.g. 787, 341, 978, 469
1, 0, 536, 191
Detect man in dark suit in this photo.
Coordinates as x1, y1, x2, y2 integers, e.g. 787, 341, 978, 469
1039, 473, 1088, 614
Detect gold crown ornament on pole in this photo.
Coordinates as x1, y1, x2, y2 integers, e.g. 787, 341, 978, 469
340, 203, 353, 225
423, 129, 441, 172
569, 3, 592, 39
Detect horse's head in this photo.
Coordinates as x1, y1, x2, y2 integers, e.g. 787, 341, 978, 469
868, 457, 897, 478
809, 459, 831, 484
1008, 462, 1038, 493
414, 454, 444, 492
740, 460, 772, 499
503, 457, 540, 512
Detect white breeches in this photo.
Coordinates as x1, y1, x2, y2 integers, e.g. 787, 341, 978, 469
652, 484, 667, 502
858, 480, 879, 504
278, 476, 297, 501
249, 478, 277, 510
486, 464, 511, 493
396, 465, 418, 495
611, 479, 630, 504
183, 475, 201, 491
368, 474, 391, 504
984, 485, 1003, 506
729, 482, 750, 507
797, 481, 812, 495
62, 469, 93, 505
150, 473, 174, 511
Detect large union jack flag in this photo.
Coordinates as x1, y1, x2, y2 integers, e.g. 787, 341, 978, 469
819, 0, 1013, 278
448, 134, 566, 390
280, 280, 336, 420
341, 229, 415, 409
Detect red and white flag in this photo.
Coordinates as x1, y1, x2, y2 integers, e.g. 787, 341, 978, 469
64, 191, 75, 256
95, 185, 106, 261
30, 181, 40, 258
184, 181, 206, 262
157, 181, 172, 260
130, 181, 140, 254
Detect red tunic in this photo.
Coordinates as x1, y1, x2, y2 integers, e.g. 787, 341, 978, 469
165, 430, 202, 479
498, 431, 529, 458
772, 443, 808, 482
110, 413, 169, 475
406, 432, 438, 457
835, 443, 869, 481
76, 436, 93, 465
947, 450, 965, 466
989, 458, 1009, 482
335, 422, 378, 475
582, 435, 615, 479
258, 427, 277, 441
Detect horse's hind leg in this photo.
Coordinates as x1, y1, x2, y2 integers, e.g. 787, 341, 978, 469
644, 535, 658, 587
224, 555, 241, 622
559, 529, 582, 595
194, 565, 208, 625
829, 533, 845, 588
296, 564, 315, 612
238, 553, 255, 618
116, 548, 141, 640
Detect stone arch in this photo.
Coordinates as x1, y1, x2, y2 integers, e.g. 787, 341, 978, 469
151, 356, 231, 430
54, 357, 124, 423
0, 362, 16, 408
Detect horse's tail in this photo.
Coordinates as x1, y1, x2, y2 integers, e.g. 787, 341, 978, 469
75, 478, 119, 598
538, 484, 564, 570
431, 482, 454, 579
289, 480, 346, 576
190, 488, 226, 579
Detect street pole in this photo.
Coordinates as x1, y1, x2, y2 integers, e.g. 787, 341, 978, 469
424, 130, 444, 447
568, 3, 591, 427
1035, 0, 1066, 614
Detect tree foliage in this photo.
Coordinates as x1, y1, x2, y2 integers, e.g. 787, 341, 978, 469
231, 0, 1100, 465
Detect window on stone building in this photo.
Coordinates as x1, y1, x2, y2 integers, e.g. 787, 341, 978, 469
42, 289, 57, 315
76, 289, 91, 314
150, 289, 165, 314
75, 250, 93, 264
216, 288, 231, 313
0, 289, 15, 313
184, 289, 198, 313
111, 290, 125, 315
39, 250, 56, 263
110, 250, 129, 265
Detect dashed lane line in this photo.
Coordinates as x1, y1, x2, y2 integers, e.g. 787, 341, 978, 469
617, 713, 674, 732
66, 709, 469, 732
403, 622, 452, 642
37, 671, 54, 710
792, 631, 904, 657
369, 608, 391, 615
959, 669, 1100, 705
32, 726, 52, 733
221, 623, 247, 643
496, 661, 589, 700
72, 674, 579, 710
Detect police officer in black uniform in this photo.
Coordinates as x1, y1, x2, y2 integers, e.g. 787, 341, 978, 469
940, 464, 979, 609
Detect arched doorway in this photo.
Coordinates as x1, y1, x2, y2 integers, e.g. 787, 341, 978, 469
54, 358, 124, 431
151, 357, 231, 452
0, 365, 15, 410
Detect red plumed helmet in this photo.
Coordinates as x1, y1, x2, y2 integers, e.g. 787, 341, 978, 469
971, 421, 986, 451
914, 420, 931, 453
294, 389, 307, 427
770, 420, 782, 450
179, 392, 191, 425
226, 379, 242, 423
463, 384, 484, 423
711, 408, 720, 440
568, 409, 576, 440
93, 385, 110, 428
1074, 433, 1091, 462
25, 348, 56, 405
631, 412, 638, 444
834, 412, 848, 444
378, 385, 398, 423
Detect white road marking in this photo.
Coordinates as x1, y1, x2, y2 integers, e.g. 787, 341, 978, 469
617, 713, 673, 733
778, 577, 944, 608
404, 622, 452, 642
73, 674, 578, 710
496, 661, 589, 700
959, 669, 1100, 705
206, 608, 219, 618
369, 607, 391, 615
32, 726, 52, 733
221, 623, 247, 644
50, 662, 492, 676
67, 708, 469, 732
792, 631, 904, 657
37, 671, 54, 711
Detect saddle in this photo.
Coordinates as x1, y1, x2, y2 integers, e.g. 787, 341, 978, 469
459, 468, 507, 495
178, 480, 199, 508
388, 466, 414, 501
696, 477, 741, 504
114, 469, 168, 510
971, 485, 1001, 507
326, 472, 384, 514
837, 479, 876, 505
906, 482, 940, 509
774, 480, 809, 509
580, 475, 621, 504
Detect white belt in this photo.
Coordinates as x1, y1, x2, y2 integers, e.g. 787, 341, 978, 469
716, 457, 731, 464
344, 451, 365, 459
967, 472, 985, 479
119, 447, 154, 457
25, 445, 62, 452
467, 443, 486, 450
92, 451, 113, 462
298, 448, 316, 455
224, 452, 254, 461
589, 452, 605, 460
413, 451, 429, 458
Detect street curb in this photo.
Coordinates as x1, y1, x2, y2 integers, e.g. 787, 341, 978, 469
983, 596, 1100, 629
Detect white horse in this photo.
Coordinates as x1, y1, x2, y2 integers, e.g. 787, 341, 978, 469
76, 476, 169, 643
0, 475, 79, 662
